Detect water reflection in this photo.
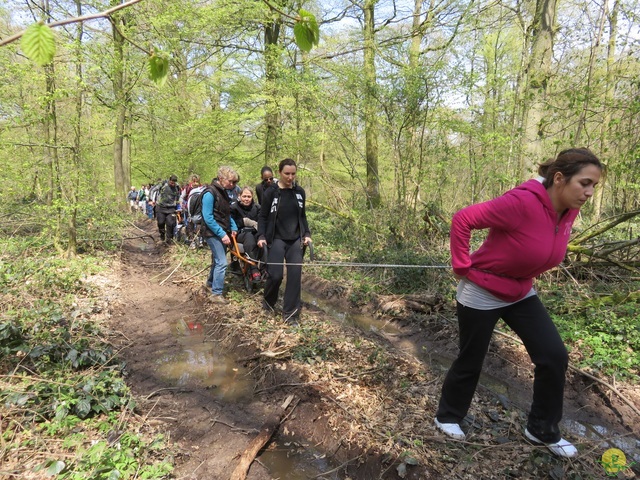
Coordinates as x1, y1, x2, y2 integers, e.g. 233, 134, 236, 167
563, 419, 640, 463
155, 320, 253, 401
259, 440, 341, 480
302, 291, 400, 334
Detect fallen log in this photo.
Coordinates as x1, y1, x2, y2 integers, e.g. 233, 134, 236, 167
229, 395, 295, 480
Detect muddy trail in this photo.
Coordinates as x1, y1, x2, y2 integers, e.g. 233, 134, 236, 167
105, 218, 640, 479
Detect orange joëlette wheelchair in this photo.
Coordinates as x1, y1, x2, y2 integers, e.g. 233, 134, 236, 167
229, 236, 314, 293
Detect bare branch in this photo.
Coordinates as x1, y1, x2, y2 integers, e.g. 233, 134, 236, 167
0, 0, 144, 47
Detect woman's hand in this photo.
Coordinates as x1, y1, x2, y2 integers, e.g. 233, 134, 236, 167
221, 234, 231, 246
258, 239, 266, 248
303, 236, 311, 246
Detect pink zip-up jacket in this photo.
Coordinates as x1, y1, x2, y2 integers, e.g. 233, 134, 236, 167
451, 179, 578, 302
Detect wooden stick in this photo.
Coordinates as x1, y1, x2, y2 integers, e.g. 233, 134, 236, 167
491, 328, 640, 417
229, 395, 294, 480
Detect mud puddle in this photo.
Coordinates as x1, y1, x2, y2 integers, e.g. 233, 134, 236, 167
259, 440, 342, 480
302, 290, 400, 334
158, 316, 345, 478
154, 319, 253, 400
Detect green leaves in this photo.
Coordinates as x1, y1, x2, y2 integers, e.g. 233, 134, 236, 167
293, 9, 319, 53
19, 21, 169, 88
149, 52, 170, 87
20, 23, 56, 66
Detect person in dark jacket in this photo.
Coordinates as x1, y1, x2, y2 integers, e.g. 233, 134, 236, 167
202, 166, 238, 303
257, 158, 311, 324
231, 186, 261, 282
156, 175, 181, 243
255, 166, 275, 205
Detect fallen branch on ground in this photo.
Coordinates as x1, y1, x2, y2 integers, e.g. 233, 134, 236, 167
491, 328, 640, 417
229, 395, 296, 480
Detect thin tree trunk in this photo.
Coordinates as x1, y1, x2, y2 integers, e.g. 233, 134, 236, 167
364, 0, 380, 208
112, 2, 127, 200
574, 0, 607, 144
67, 0, 85, 256
41, 0, 64, 253
594, 0, 619, 220
264, 19, 282, 165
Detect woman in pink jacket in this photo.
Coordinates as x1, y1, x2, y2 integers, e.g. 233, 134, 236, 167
434, 148, 603, 458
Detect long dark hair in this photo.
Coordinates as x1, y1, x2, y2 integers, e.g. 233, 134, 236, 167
538, 148, 603, 187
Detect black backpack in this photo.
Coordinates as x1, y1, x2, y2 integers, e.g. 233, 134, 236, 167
187, 186, 211, 224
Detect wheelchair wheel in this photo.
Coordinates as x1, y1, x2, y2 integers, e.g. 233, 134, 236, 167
243, 272, 253, 293
176, 225, 188, 245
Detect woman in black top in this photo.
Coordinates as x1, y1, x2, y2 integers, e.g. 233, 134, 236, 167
231, 186, 261, 282
257, 159, 311, 324
255, 166, 275, 205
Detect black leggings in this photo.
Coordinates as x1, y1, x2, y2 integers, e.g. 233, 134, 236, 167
263, 238, 302, 316
436, 295, 568, 443
237, 230, 260, 274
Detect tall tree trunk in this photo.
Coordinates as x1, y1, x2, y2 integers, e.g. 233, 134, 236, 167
574, 0, 607, 144
264, 18, 282, 166
396, 0, 428, 209
364, 0, 381, 208
67, 0, 85, 256
40, 0, 64, 253
594, 0, 619, 220
520, 0, 558, 175
112, 2, 128, 201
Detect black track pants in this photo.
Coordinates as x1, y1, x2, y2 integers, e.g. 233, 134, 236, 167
263, 238, 302, 316
436, 295, 568, 443
156, 207, 176, 241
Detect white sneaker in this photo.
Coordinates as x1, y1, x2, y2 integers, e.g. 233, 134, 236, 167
434, 418, 466, 440
524, 428, 578, 458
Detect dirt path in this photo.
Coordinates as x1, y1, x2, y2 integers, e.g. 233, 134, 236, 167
105, 219, 640, 479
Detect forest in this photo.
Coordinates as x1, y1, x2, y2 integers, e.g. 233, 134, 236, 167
1, 0, 639, 478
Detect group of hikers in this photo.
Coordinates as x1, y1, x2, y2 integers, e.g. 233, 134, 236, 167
136, 158, 311, 326
131, 148, 606, 459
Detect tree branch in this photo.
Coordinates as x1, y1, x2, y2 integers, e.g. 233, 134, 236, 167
0, 0, 144, 47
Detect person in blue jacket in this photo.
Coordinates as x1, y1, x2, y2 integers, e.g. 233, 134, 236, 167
202, 166, 238, 303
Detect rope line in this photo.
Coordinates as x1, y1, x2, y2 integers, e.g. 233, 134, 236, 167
239, 257, 449, 269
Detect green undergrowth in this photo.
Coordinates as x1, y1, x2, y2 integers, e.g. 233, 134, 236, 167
0, 233, 173, 479
539, 276, 640, 382
306, 206, 453, 304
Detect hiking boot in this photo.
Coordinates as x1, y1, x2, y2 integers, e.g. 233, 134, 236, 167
524, 429, 578, 458
208, 294, 226, 304
434, 419, 466, 440
261, 299, 275, 314
250, 271, 261, 283
282, 310, 300, 326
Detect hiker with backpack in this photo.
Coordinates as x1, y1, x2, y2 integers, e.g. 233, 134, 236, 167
127, 186, 138, 213
199, 166, 239, 303
155, 175, 181, 244
148, 178, 164, 219
137, 185, 147, 215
